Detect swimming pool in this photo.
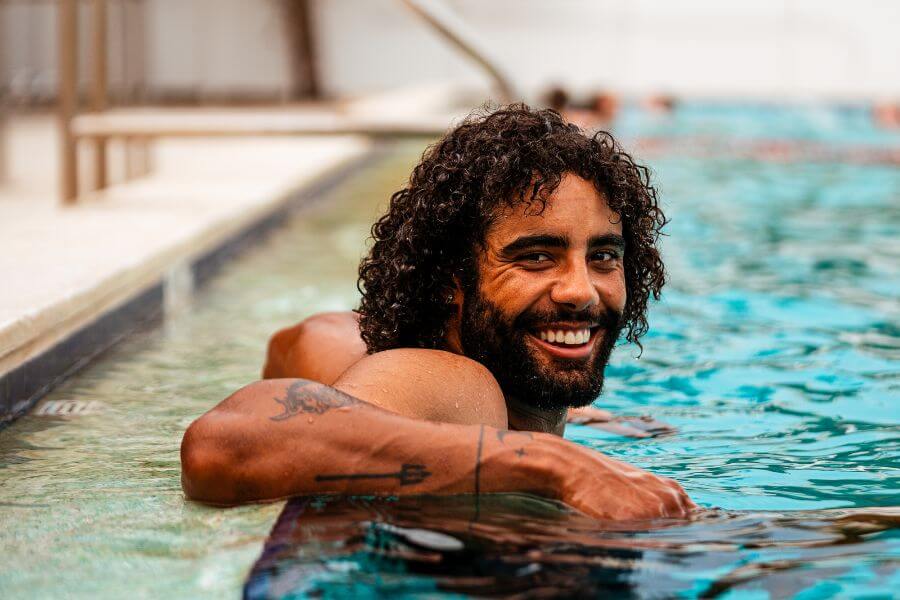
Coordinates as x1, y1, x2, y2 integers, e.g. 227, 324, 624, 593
1, 106, 898, 598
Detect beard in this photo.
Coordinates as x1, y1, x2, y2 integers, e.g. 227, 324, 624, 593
458, 289, 623, 412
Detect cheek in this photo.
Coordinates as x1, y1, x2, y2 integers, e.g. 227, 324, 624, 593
599, 272, 627, 312
481, 269, 547, 313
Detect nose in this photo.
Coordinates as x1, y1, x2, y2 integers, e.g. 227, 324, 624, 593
550, 261, 600, 312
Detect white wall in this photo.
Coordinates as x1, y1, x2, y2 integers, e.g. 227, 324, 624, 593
316, 0, 900, 101
0, 0, 292, 102
2, 0, 898, 104
143, 0, 290, 98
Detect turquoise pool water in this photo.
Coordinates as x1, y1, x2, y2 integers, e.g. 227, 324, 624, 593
580, 155, 899, 513
1, 106, 898, 598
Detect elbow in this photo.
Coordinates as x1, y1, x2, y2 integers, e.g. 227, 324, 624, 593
262, 325, 296, 379
264, 312, 365, 383
181, 415, 242, 504
262, 315, 322, 379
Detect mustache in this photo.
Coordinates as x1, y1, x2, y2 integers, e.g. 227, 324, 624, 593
514, 307, 623, 331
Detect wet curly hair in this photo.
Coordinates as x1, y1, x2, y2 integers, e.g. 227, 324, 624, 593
357, 104, 667, 354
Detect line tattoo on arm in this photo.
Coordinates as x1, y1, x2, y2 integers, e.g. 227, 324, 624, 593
474, 425, 485, 496
270, 380, 359, 421
315, 464, 431, 486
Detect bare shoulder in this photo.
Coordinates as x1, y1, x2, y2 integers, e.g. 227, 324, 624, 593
334, 348, 507, 428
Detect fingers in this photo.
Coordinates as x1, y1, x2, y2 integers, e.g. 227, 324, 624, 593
568, 410, 678, 438
614, 416, 677, 437
586, 421, 652, 438
566, 406, 614, 423
563, 448, 696, 520
660, 476, 695, 516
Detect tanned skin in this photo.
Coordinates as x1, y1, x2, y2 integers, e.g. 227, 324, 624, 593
263, 312, 368, 387
181, 175, 695, 519
262, 311, 669, 438
181, 377, 691, 519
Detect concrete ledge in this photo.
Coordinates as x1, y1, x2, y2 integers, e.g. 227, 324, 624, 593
0, 135, 376, 425
0, 284, 164, 421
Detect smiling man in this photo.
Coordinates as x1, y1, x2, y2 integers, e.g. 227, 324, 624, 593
180, 105, 694, 520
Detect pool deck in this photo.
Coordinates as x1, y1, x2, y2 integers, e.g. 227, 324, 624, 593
0, 80, 479, 423
0, 111, 379, 422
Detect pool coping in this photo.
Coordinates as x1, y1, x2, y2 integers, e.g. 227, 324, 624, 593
0, 145, 383, 427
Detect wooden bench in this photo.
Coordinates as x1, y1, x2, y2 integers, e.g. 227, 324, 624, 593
56, 0, 453, 204
71, 108, 451, 139
57, 0, 510, 204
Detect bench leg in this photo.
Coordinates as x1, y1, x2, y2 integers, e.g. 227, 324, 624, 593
125, 137, 152, 180
58, 0, 79, 204
91, 0, 108, 191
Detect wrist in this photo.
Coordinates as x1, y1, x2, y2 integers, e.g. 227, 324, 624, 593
529, 434, 579, 500
482, 432, 571, 501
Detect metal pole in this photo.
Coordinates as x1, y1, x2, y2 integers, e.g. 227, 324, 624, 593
0, 106, 7, 185
399, 0, 517, 103
282, 0, 320, 99
91, 0, 108, 190
0, 2, 8, 183
58, 0, 79, 204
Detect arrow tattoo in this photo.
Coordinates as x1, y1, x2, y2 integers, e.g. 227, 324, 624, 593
314, 463, 432, 486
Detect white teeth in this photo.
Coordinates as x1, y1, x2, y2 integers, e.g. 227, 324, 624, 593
537, 328, 592, 345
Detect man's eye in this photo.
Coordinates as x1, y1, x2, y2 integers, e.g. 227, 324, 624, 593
521, 253, 552, 264
592, 251, 620, 263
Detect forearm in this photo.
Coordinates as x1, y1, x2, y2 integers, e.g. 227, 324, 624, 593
182, 378, 695, 519
181, 379, 558, 505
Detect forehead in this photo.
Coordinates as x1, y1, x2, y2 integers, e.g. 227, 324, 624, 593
486, 174, 621, 243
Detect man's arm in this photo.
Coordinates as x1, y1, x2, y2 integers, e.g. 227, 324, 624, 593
181, 378, 694, 520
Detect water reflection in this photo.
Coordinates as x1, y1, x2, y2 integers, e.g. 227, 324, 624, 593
245, 495, 899, 598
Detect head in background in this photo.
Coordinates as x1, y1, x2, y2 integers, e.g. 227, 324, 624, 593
645, 95, 677, 114
591, 92, 620, 123
543, 86, 570, 113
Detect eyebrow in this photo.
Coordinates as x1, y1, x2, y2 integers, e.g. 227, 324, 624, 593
499, 233, 625, 257
499, 234, 567, 256
589, 234, 626, 252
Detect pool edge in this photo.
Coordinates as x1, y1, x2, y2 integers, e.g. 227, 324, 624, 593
0, 145, 385, 428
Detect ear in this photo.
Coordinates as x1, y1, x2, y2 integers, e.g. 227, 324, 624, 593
448, 276, 464, 308
442, 276, 466, 354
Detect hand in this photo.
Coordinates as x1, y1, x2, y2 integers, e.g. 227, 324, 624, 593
567, 406, 677, 439
550, 440, 695, 520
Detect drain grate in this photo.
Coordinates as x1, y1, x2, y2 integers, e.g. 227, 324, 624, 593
34, 400, 104, 416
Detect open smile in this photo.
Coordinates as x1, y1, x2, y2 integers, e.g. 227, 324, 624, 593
526, 324, 600, 360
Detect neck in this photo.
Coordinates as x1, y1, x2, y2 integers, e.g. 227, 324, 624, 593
443, 312, 566, 435
505, 396, 567, 436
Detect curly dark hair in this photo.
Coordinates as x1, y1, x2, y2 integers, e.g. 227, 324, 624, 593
357, 104, 667, 354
